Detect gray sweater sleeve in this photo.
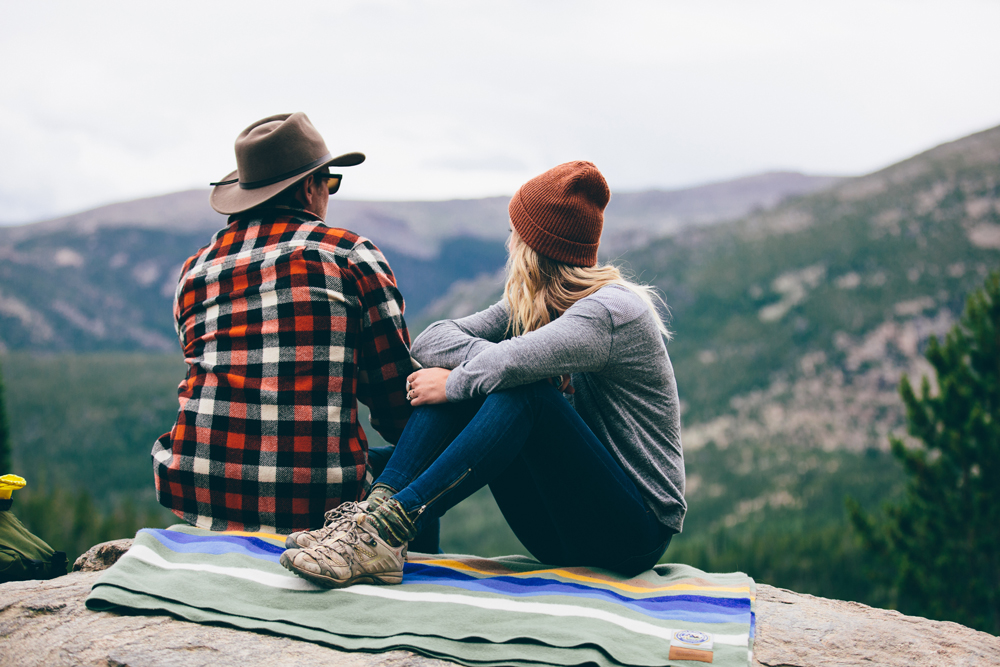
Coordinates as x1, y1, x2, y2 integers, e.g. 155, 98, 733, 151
440, 299, 614, 402
410, 300, 510, 370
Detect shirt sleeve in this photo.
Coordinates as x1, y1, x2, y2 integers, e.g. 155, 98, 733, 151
349, 239, 414, 444
444, 297, 614, 401
410, 300, 511, 369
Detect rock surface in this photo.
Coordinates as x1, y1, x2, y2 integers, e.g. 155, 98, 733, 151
72, 538, 134, 572
753, 586, 1000, 666
2, 540, 998, 667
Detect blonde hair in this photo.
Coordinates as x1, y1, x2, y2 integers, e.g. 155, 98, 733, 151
503, 230, 670, 339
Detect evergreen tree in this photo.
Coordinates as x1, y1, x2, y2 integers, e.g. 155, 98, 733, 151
0, 359, 10, 473
849, 272, 1000, 634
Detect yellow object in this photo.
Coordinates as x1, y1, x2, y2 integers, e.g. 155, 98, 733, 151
0, 475, 26, 500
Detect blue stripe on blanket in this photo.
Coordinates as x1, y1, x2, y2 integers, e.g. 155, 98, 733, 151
146, 528, 285, 560
404, 567, 751, 623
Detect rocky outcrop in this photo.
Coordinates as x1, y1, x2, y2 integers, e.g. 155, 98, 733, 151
71, 538, 134, 572
753, 586, 999, 666
0, 540, 997, 667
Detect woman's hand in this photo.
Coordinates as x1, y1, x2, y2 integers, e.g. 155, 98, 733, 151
548, 374, 575, 395
406, 368, 451, 406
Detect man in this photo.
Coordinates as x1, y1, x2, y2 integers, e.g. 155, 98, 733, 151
152, 112, 414, 534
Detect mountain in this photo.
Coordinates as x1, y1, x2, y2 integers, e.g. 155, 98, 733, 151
0, 172, 838, 353
651, 124, 1000, 426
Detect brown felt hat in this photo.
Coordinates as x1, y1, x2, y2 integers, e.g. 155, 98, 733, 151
508, 161, 610, 267
210, 112, 365, 215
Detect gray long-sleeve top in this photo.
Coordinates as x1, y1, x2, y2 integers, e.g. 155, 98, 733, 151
410, 284, 686, 532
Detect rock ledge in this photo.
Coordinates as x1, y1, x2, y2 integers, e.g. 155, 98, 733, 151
0, 540, 996, 667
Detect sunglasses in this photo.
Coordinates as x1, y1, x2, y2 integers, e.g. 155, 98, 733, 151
317, 173, 343, 195
210, 172, 343, 195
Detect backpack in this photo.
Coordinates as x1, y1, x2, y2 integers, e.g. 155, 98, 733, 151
0, 475, 67, 582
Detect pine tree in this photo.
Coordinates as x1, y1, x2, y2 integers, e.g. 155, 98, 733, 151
0, 359, 10, 473
849, 272, 1000, 634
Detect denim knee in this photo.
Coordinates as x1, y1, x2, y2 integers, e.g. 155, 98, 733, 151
488, 381, 561, 410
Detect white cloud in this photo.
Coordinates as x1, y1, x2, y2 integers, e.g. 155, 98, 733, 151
1, 0, 999, 222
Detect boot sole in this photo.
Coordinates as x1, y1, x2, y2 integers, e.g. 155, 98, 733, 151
279, 551, 402, 589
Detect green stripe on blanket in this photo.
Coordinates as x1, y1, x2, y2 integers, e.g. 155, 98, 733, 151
86, 526, 755, 667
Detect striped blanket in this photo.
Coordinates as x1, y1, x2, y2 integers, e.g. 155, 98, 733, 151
86, 526, 755, 667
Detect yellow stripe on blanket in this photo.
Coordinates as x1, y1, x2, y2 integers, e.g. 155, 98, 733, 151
418, 558, 753, 595
219, 530, 287, 544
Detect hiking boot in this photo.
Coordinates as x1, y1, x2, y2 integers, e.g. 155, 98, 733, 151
280, 512, 406, 588
285, 501, 369, 549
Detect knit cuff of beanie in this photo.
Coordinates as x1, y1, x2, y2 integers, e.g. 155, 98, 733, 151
369, 497, 418, 547
366, 483, 396, 510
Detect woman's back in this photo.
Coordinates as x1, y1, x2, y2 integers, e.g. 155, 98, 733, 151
567, 285, 685, 532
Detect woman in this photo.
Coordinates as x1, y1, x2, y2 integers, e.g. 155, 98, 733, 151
281, 161, 686, 588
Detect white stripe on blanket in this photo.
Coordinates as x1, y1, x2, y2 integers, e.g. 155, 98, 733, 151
123, 545, 321, 591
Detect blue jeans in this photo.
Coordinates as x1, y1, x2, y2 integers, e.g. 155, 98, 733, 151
376, 382, 672, 575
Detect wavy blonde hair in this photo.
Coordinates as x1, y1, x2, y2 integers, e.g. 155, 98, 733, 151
503, 230, 670, 338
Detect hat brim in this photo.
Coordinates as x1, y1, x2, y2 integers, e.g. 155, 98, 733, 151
210, 151, 365, 215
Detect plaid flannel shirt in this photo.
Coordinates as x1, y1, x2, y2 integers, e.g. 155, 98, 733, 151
152, 207, 414, 533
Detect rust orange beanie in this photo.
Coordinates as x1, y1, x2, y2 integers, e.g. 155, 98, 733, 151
508, 161, 610, 267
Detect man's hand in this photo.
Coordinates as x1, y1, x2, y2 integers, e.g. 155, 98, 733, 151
406, 368, 451, 406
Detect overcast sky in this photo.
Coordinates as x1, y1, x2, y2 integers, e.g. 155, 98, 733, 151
1, 0, 998, 224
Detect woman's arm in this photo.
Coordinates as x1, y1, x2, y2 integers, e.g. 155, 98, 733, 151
410, 300, 510, 370
443, 297, 614, 401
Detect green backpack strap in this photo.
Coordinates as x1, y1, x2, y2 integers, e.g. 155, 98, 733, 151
0, 509, 67, 583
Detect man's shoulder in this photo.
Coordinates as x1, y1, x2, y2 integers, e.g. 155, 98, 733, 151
300, 221, 365, 252
275, 212, 386, 258
307, 226, 395, 273
244, 209, 371, 253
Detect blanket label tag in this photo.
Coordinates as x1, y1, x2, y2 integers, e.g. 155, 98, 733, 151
669, 630, 714, 663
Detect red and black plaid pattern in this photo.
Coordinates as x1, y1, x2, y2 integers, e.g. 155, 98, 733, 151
152, 207, 413, 534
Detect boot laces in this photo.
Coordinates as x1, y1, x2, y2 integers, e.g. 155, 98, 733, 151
310, 501, 365, 541
313, 512, 379, 563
